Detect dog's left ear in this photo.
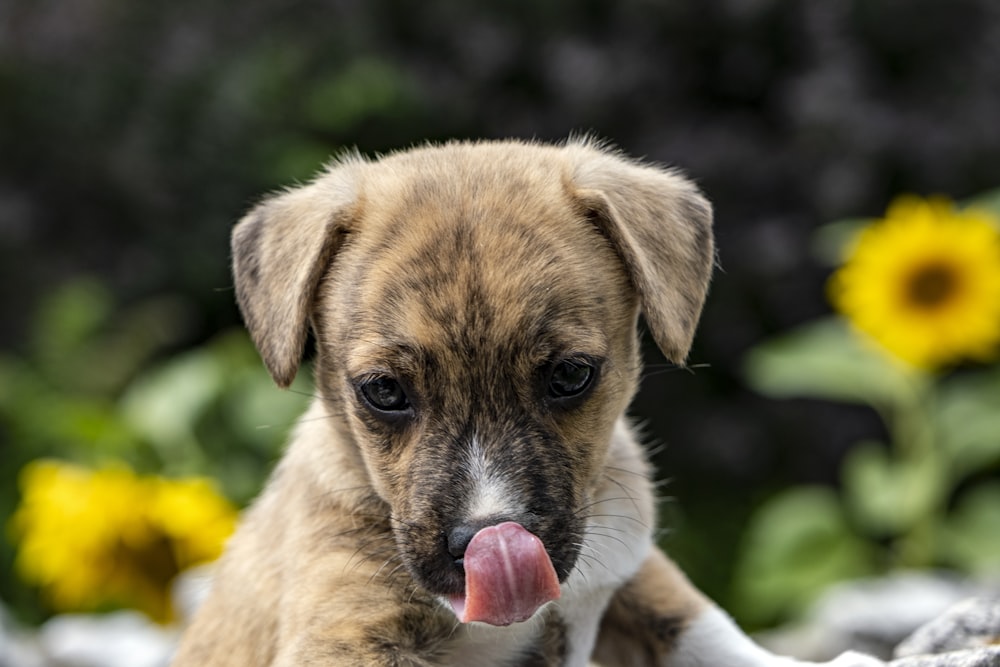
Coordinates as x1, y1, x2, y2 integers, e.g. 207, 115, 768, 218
569, 144, 715, 364
231, 160, 362, 387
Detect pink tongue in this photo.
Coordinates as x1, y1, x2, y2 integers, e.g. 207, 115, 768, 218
449, 522, 561, 626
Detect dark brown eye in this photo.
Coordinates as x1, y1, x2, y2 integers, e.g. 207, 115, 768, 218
359, 376, 410, 412
548, 360, 596, 399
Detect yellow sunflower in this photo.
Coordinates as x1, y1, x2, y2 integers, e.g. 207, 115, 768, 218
828, 195, 1000, 370
9, 460, 237, 623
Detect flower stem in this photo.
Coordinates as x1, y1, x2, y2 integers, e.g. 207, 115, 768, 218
886, 371, 945, 568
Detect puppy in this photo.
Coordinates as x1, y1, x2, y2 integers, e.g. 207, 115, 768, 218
172, 138, 881, 666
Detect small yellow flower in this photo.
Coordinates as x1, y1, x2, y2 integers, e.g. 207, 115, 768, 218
828, 195, 1000, 369
9, 460, 237, 623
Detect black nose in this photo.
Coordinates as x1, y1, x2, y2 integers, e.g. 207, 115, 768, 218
447, 523, 478, 561
447, 516, 539, 563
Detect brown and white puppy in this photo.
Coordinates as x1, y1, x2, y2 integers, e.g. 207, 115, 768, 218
172, 139, 882, 667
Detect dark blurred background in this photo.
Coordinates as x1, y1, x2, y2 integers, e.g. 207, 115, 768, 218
3, 0, 1000, 621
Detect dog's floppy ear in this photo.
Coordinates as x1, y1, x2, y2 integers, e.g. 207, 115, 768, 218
569, 144, 715, 364
231, 161, 362, 387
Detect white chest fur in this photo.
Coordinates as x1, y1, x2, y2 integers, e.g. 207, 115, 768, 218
560, 419, 655, 666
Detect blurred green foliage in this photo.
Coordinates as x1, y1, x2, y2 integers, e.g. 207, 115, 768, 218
0, 281, 308, 622
739, 320, 1000, 625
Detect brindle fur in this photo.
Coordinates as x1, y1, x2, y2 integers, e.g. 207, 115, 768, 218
173, 138, 715, 667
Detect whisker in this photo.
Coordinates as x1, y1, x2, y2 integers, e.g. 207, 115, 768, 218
404, 580, 426, 606
640, 362, 711, 380
256, 410, 336, 430
380, 559, 409, 586
602, 464, 649, 479
653, 526, 673, 542
583, 513, 648, 528
601, 474, 643, 518
572, 544, 609, 576
583, 528, 634, 555
573, 495, 643, 517
323, 485, 382, 497
343, 511, 421, 532
285, 387, 324, 399
367, 553, 404, 585
580, 521, 634, 536
328, 524, 375, 540
344, 537, 397, 574
387, 514, 423, 531
643, 442, 668, 459
649, 478, 672, 491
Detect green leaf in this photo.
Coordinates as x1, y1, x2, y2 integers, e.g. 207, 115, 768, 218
962, 187, 1000, 219
935, 369, 1000, 479
31, 279, 114, 387
811, 217, 873, 266
841, 441, 947, 537
120, 347, 226, 465
939, 483, 1000, 574
744, 318, 923, 409
732, 487, 875, 625
205, 332, 311, 452
221, 369, 311, 455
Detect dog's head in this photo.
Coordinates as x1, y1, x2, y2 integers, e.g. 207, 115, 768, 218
231, 139, 713, 620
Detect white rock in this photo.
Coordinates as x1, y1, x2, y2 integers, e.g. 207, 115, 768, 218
757, 572, 987, 660
0, 602, 46, 667
39, 611, 177, 667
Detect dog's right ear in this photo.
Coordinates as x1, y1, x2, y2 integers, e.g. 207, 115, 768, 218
568, 141, 715, 365
231, 161, 362, 388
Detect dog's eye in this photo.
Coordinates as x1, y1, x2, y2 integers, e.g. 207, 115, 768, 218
548, 359, 596, 399
359, 376, 410, 412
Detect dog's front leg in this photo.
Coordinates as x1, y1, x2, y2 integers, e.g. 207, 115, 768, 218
590, 546, 706, 666
591, 548, 885, 667
266, 573, 458, 667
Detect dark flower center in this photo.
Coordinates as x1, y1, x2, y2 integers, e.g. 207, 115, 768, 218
109, 530, 179, 623
906, 262, 958, 309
